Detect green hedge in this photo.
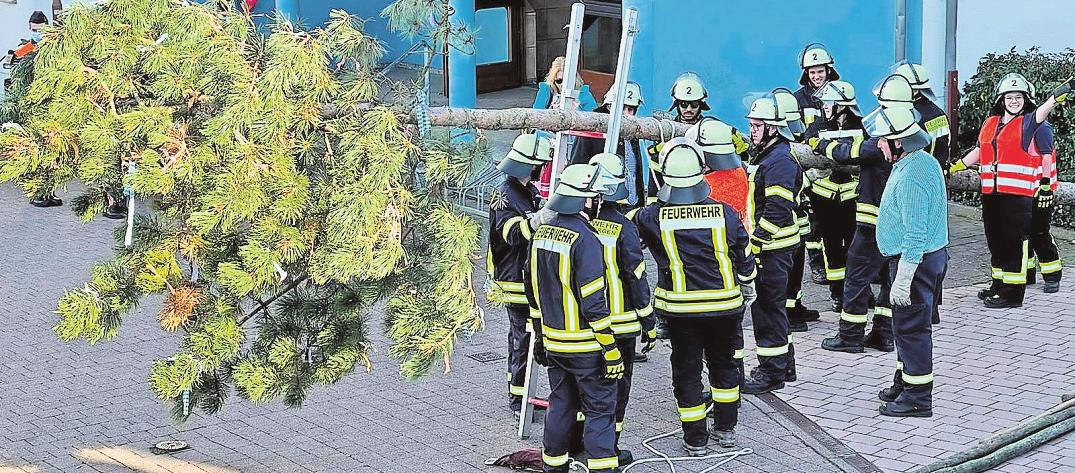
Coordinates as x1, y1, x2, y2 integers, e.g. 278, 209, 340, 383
954, 47, 1075, 227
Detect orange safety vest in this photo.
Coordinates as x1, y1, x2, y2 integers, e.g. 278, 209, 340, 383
978, 115, 1041, 197
13, 41, 36, 59
705, 167, 749, 221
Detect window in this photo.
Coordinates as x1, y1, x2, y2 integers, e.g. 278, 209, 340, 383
475, 7, 511, 66
580, 10, 621, 74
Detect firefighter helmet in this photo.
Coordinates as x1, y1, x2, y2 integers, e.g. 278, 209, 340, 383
772, 87, 806, 136
547, 164, 607, 214
815, 80, 862, 117
863, 106, 930, 152
798, 42, 841, 86
873, 74, 915, 110
995, 72, 1036, 99
497, 132, 554, 179
656, 137, 711, 204
588, 152, 628, 202
746, 94, 795, 141
604, 81, 644, 108
686, 117, 742, 171
669, 72, 710, 111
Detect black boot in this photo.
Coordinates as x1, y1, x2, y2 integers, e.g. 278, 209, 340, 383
983, 295, 1022, 309
1027, 267, 1037, 285
743, 370, 785, 394
785, 363, 797, 382
977, 281, 1000, 301
879, 370, 903, 402
821, 335, 864, 353
617, 449, 634, 466
811, 267, 828, 285
788, 303, 820, 321
879, 400, 932, 418
1044, 280, 1061, 294
30, 197, 51, 208
864, 331, 894, 352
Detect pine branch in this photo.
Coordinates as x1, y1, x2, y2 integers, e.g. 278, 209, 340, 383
237, 274, 309, 326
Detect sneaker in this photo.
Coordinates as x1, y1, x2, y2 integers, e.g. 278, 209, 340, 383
743, 372, 785, 395
983, 295, 1022, 309
821, 336, 864, 353
681, 440, 708, 457
709, 427, 736, 448
863, 332, 894, 352
1044, 281, 1061, 294
879, 401, 932, 418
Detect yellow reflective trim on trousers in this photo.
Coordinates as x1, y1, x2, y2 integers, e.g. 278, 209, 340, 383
711, 386, 740, 403
734, 349, 745, 359
543, 338, 602, 353
806, 241, 823, 250
634, 261, 646, 279
588, 456, 619, 470
896, 361, 904, 370
581, 277, 605, 297
841, 311, 868, 323
874, 306, 892, 317
1001, 240, 1030, 284
991, 267, 1003, 279
712, 226, 737, 296
785, 299, 797, 308
509, 384, 525, 395
902, 372, 935, 385
856, 214, 878, 225
576, 412, 586, 422
678, 404, 707, 422
654, 286, 741, 301
756, 344, 789, 357
662, 229, 687, 292
655, 297, 744, 313
765, 185, 796, 202
826, 267, 846, 281
1040, 259, 1063, 273
856, 202, 880, 216
1027, 258, 1037, 269
616, 421, 624, 433
543, 451, 570, 467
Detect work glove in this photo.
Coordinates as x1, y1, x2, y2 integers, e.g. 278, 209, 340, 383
602, 346, 625, 380
1051, 77, 1075, 104
533, 341, 549, 367
527, 207, 555, 230
807, 137, 822, 151
640, 326, 657, 354
946, 159, 968, 177
1036, 183, 1054, 209
889, 259, 919, 307
740, 281, 757, 309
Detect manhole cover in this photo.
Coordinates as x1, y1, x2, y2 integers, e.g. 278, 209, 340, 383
151, 440, 190, 455
467, 351, 505, 363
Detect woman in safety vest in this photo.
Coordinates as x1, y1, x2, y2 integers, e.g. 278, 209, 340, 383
949, 73, 1073, 308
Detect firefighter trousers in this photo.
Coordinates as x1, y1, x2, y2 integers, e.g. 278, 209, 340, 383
751, 247, 795, 379
543, 354, 619, 473
506, 304, 531, 406
982, 193, 1032, 302
813, 196, 856, 303
566, 337, 637, 455
668, 315, 742, 447
786, 243, 808, 318
888, 249, 948, 408
839, 225, 892, 342
1029, 198, 1063, 282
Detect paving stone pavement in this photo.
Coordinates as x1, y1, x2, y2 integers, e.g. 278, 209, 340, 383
0, 182, 863, 472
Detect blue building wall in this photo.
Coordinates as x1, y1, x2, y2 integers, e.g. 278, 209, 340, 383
625, 0, 902, 130
298, 0, 438, 68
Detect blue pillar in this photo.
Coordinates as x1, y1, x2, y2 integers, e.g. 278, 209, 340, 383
275, 0, 299, 23
906, 0, 924, 63
448, 0, 476, 141
623, 0, 654, 118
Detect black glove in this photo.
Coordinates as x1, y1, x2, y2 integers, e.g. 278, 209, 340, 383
1051, 77, 1075, 103
533, 341, 549, 367
1036, 184, 1054, 209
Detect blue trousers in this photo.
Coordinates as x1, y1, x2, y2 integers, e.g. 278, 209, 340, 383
888, 248, 948, 408
543, 354, 618, 472
750, 247, 795, 378
839, 225, 892, 342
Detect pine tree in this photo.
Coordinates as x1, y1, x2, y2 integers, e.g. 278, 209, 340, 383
0, 0, 487, 420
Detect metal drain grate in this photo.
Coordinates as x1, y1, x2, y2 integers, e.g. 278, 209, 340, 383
467, 351, 505, 363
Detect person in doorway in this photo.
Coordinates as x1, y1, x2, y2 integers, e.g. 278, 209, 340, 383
488, 132, 554, 415
532, 56, 597, 199
865, 106, 948, 418
949, 73, 1072, 308
525, 163, 621, 473
742, 94, 803, 395
630, 138, 755, 453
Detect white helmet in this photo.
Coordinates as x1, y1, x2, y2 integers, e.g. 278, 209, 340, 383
863, 106, 931, 153
669, 72, 710, 110
798, 42, 841, 86
604, 81, 644, 108
746, 94, 794, 141
873, 74, 915, 110
814, 80, 862, 117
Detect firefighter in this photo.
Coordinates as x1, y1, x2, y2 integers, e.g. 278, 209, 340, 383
793, 43, 840, 285
772, 87, 822, 332
586, 152, 654, 464
742, 95, 803, 395
949, 73, 1072, 308
630, 138, 756, 453
684, 117, 751, 218
816, 74, 914, 354
892, 62, 951, 167
488, 132, 554, 414
571, 82, 647, 209
1027, 122, 1063, 293
805, 80, 862, 312
865, 106, 949, 418
525, 163, 621, 473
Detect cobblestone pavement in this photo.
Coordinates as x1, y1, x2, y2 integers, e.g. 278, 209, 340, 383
0, 183, 860, 472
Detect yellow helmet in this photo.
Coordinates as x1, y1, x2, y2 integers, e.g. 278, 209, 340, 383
547, 164, 607, 214
873, 74, 915, 110
657, 137, 711, 204
604, 81, 644, 108
669, 72, 710, 110
588, 152, 628, 201
497, 132, 554, 179
863, 106, 931, 152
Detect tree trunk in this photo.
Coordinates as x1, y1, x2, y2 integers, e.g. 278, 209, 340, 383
370, 105, 1074, 205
